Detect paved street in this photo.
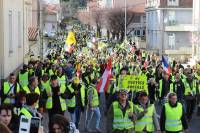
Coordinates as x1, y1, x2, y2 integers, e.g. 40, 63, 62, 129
41, 94, 200, 133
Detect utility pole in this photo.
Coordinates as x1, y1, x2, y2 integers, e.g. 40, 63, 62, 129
124, 0, 127, 41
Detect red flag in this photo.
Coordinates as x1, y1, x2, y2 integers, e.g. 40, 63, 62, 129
144, 58, 149, 69
96, 58, 112, 93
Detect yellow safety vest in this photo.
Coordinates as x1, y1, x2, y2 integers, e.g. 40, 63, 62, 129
41, 80, 51, 91
67, 84, 85, 108
22, 86, 40, 108
19, 72, 29, 87
135, 104, 155, 132
3, 82, 20, 104
165, 102, 183, 132
20, 107, 33, 118
87, 84, 99, 108
49, 69, 56, 76
57, 75, 66, 85
159, 80, 173, 97
184, 81, 196, 96
22, 86, 40, 95
112, 101, 134, 130
45, 85, 67, 111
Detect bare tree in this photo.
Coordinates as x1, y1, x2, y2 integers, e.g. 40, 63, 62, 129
107, 9, 136, 42
92, 9, 103, 38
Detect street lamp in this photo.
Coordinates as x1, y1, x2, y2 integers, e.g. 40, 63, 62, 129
125, 0, 127, 41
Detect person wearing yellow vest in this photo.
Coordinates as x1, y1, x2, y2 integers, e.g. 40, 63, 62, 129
22, 76, 41, 110
134, 91, 160, 133
184, 74, 196, 121
19, 93, 42, 119
107, 89, 136, 133
57, 67, 67, 86
67, 77, 85, 129
195, 69, 200, 116
85, 82, 101, 133
1, 73, 20, 104
22, 76, 40, 95
45, 75, 67, 118
18, 64, 29, 88
160, 93, 188, 133
48, 65, 57, 76
171, 73, 185, 103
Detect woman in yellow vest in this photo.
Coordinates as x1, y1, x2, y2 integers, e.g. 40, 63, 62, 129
134, 91, 160, 133
45, 75, 67, 118
160, 93, 188, 133
19, 93, 42, 119
107, 89, 136, 133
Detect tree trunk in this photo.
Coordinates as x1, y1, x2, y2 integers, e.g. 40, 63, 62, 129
120, 32, 124, 42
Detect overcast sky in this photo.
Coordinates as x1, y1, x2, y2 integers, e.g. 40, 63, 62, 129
40, 0, 60, 4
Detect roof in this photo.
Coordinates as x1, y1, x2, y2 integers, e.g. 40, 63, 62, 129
129, 6, 145, 13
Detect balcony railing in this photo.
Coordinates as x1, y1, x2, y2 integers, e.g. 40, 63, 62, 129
165, 24, 193, 32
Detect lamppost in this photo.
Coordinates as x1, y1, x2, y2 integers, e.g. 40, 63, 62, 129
125, 0, 127, 41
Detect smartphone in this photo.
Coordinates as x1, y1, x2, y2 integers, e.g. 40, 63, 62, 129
30, 117, 41, 133
19, 116, 31, 133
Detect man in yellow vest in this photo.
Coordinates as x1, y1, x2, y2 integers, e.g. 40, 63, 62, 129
159, 73, 172, 105
1, 73, 20, 104
22, 76, 40, 95
56, 67, 67, 86
45, 75, 67, 118
85, 81, 101, 133
160, 93, 188, 133
18, 64, 29, 88
107, 89, 136, 133
134, 91, 160, 133
67, 77, 85, 129
184, 74, 196, 121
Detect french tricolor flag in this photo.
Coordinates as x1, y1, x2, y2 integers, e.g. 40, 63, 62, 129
96, 58, 112, 93
162, 55, 171, 75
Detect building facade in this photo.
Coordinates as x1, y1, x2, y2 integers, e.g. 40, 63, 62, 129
0, 0, 40, 80
0, 0, 25, 80
193, 0, 200, 58
146, 0, 193, 54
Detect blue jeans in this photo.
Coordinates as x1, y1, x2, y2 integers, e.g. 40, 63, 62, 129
70, 107, 82, 129
85, 107, 101, 129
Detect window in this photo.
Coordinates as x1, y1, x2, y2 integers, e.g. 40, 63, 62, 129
143, 30, 146, 36
168, 33, 175, 49
137, 30, 140, 36
168, 11, 176, 25
8, 10, 13, 54
18, 12, 22, 48
168, 0, 179, 6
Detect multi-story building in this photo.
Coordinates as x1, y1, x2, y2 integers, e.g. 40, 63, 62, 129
146, 0, 193, 55
77, 0, 146, 39
193, 0, 200, 58
98, 0, 114, 8
0, 0, 40, 80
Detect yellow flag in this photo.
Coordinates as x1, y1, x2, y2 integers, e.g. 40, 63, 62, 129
66, 31, 76, 46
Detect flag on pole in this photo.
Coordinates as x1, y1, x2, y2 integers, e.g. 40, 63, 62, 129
66, 31, 76, 46
143, 58, 149, 69
162, 55, 171, 75
96, 58, 112, 93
